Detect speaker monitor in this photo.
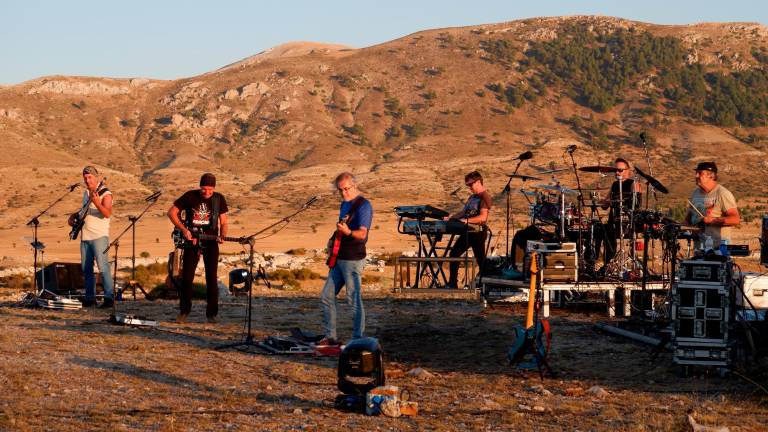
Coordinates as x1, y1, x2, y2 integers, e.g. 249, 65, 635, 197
35, 262, 84, 295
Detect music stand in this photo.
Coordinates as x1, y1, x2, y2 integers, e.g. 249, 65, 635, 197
103, 192, 162, 321
217, 196, 318, 351
25, 183, 80, 299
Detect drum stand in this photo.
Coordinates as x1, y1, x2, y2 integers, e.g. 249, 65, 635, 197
603, 175, 641, 279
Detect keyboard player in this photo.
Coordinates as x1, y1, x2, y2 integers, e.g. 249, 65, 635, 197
444, 170, 492, 288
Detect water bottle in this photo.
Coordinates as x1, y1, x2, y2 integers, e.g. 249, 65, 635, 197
704, 236, 714, 251
720, 239, 729, 257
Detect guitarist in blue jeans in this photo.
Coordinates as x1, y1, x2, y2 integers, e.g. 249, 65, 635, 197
167, 173, 229, 323
68, 166, 114, 308
319, 172, 373, 346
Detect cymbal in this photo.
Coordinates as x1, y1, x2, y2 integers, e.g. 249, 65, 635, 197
535, 184, 578, 194
578, 165, 620, 173
536, 168, 569, 175
634, 167, 669, 194
30, 241, 45, 250
507, 174, 541, 181
519, 190, 538, 197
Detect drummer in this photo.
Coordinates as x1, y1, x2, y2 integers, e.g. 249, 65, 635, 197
598, 158, 641, 265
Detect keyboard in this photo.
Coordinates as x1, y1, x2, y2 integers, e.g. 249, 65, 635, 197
393, 205, 449, 220
401, 220, 482, 235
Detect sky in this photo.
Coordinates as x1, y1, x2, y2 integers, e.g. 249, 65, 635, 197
1, 0, 766, 85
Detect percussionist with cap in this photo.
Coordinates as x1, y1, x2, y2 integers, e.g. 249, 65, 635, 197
684, 161, 739, 248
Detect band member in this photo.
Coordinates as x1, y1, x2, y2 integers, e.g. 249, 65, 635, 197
598, 158, 641, 265
320, 172, 373, 345
444, 170, 491, 288
167, 173, 229, 323
68, 166, 114, 308
685, 162, 739, 246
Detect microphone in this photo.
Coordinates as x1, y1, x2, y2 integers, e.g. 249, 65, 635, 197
450, 187, 461, 196
513, 151, 533, 161
565, 145, 577, 153
304, 195, 321, 207
145, 191, 162, 202
68, 183, 80, 192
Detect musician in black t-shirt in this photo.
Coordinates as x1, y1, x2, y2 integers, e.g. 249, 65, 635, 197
167, 173, 229, 323
598, 158, 640, 265
444, 170, 491, 288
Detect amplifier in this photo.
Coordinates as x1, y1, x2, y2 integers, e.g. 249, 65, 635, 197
672, 283, 730, 343
35, 262, 84, 295
738, 273, 768, 309
527, 241, 576, 252
524, 248, 578, 283
678, 259, 732, 285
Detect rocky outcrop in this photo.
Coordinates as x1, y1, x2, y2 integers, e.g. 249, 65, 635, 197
27, 79, 131, 96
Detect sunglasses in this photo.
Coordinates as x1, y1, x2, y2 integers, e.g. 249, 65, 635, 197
465, 180, 477, 187
337, 186, 354, 192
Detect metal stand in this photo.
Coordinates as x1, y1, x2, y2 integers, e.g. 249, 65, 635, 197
217, 196, 318, 351
103, 192, 162, 321
25, 183, 79, 297
504, 158, 527, 256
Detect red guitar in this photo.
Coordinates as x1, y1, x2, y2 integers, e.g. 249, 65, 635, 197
326, 214, 350, 268
326, 197, 365, 268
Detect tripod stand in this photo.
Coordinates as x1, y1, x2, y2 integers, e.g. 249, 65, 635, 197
217, 196, 319, 351
25, 183, 80, 299
103, 191, 161, 320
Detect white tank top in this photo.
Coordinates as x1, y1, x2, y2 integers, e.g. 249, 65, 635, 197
81, 188, 112, 241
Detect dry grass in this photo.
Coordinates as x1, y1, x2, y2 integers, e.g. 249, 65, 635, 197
1, 285, 767, 431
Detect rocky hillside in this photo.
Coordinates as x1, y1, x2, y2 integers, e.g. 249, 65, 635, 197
1, 16, 767, 235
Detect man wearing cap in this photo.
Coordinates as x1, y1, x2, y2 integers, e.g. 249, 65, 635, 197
168, 173, 229, 323
68, 165, 114, 308
685, 162, 740, 247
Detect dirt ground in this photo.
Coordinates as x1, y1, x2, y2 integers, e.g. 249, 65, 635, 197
1, 277, 767, 432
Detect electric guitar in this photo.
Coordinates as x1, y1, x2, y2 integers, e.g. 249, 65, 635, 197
69, 178, 106, 240
507, 251, 552, 374
326, 196, 365, 268
172, 226, 243, 248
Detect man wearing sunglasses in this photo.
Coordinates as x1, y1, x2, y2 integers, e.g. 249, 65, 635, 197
598, 158, 641, 267
444, 170, 492, 288
319, 172, 373, 346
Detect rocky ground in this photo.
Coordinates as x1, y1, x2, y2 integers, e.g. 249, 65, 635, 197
1, 279, 767, 431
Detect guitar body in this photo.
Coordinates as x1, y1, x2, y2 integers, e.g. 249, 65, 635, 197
69, 214, 86, 240
507, 251, 552, 371
172, 226, 242, 248
326, 228, 343, 268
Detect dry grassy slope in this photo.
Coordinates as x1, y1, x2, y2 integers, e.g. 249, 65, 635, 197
0, 16, 767, 263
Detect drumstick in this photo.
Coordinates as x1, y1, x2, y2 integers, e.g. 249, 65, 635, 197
686, 199, 705, 218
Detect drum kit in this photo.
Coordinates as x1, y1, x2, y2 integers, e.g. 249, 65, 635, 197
514, 163, 676, 279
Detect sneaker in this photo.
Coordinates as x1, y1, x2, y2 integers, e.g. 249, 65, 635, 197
206, 316, 217, 324
501, 267, 524, 280
175, 313, 188, 323
316, 337, 339, 346
98, 298, 114, 309
81, 299, 96, 307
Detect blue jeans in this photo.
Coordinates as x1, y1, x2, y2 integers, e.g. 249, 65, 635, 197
320, 259, 365, 340
80, 236, 114, 301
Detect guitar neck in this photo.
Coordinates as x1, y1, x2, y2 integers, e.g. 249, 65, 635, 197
195, 233, 242, 243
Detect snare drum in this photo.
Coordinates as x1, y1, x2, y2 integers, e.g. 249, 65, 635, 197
533, 202, 559, 225
565, 204, 589, 231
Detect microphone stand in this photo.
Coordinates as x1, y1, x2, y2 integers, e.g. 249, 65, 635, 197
567, 149, 589, 275
640, 134, 657, 209
103, 192, 162, 320
26, 184, 79, 297
505, 158, 527, 257
217, 197, 318, 351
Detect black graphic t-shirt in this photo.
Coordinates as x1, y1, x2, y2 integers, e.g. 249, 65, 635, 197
174, 190, 228, 235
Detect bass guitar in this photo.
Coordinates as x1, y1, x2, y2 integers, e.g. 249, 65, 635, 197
507, 251, 553, 377
69, 178, 106, 240
172, 226, 244, 248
